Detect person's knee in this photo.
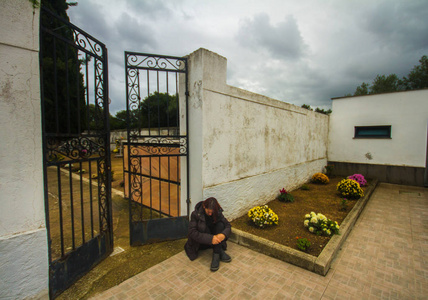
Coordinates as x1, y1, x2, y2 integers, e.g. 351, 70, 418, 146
213, 221, 225, 234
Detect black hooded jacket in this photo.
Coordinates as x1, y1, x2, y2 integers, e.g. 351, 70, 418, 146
184, 201, 231, 260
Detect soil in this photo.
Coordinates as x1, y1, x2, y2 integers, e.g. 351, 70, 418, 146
230, 177, 368, 257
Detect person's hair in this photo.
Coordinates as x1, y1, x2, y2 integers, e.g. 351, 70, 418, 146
203, 197, 222, 222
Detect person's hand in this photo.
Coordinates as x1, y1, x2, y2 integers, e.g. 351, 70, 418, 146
212, 235, 222, 245
217, 233, 225, 242
212, 234, 225, 245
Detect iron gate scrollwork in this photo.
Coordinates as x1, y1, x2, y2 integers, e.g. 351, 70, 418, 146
40, 7, 112, 298
125, 52, 190, 245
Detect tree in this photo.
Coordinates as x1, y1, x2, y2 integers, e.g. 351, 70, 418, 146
110, 110, 127, 130
354, 82, 369, 96
369, 74, 399, 94
315, 108, 332, 115
41, 0, 87, 134
401, 55, 428, 90
129, 92, 179, 129
302, 104, 331, 114
301, 104, 313, 111
346, 55, 427, 96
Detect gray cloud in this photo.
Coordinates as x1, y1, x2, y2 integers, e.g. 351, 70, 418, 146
237, 13, 307, 60
124, 0, 172, 18
66, 0, 428, 114
363, 1, 428, 52
114, 12, 157, 52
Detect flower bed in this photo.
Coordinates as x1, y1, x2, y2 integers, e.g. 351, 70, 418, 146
230, 176, 370, 257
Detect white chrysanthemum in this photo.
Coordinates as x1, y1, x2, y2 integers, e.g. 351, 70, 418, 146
310, 217, 318, 224
336, 225, 340, 229
304, 220, 309, 227
317, 213, 326, 221
305, 214, 310, 218
326, 229, 331, 235
309, 227, 314, 233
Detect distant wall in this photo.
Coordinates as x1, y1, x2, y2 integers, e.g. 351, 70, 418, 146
186, 49, 329, 220
110, 128, 178, 150
328, 90, 428, 186
0, 1, 48, 299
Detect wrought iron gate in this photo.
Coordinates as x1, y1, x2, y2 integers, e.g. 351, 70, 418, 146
40, 7, 112, 298
125, 52, 189, 245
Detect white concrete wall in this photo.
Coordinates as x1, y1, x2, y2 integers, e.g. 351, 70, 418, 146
328, 90, 428, 167
187, 49, 329, 220
0, 1, 48, 298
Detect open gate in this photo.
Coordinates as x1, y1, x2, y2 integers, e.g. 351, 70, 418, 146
40, 7, 112, 298
124, 52, 190, 245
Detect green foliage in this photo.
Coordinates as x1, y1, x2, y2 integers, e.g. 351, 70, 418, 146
324, 165, 334, 177
41, 0, 87, 134
128, 92, 179, 129
247, 205, 279, 228
301, 104, 313, 111
300, 184, 310, 191
336, 179, 364, 199
401, 55, 428, 90
110, 113, 126, 130
347, 55, 428, 96
352, 74, 400, 96
110, 110, 127, 130
340, 198, 348, 211
315, 107, 332, 115
302, 104, 332, 115
370, 74, 400, 94
296, 237, 311, 252
29, 0, 40, 8
354, 82, 369, 96
278, 188, 294, 203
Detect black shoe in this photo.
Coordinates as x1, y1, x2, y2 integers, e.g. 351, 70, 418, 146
220, 249, 232, 262
210, 253, 220, 272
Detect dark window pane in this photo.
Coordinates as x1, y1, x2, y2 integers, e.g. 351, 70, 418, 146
354, 126, 391, 138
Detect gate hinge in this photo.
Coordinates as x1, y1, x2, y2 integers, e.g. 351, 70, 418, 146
185, 91, 190, 96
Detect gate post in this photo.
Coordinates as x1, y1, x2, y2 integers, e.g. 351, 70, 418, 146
0, 1, 48, 299
184, 48, 228, 209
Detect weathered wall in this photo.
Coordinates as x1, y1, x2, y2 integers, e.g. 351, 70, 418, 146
0, 1, 48, 298
328, 90, 428, 186
187, 49, 329, 220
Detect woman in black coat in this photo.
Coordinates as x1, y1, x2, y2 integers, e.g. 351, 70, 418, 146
184, 197, 232, 271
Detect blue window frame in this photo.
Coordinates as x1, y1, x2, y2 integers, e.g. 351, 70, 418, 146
354, 125, 391, 138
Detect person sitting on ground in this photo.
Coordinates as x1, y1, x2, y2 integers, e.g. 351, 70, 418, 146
184, 197, 232, 272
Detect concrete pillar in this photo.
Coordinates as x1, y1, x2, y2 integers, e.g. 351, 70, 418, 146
0, 1, 49, 298
184, 48, 227, 211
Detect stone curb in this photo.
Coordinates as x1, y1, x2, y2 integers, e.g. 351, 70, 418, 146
229, 179, 379, 276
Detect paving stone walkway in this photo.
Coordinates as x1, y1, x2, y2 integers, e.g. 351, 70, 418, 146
91, 183, 428, 299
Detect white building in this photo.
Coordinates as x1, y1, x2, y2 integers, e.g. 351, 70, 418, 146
328, 89, 428, 187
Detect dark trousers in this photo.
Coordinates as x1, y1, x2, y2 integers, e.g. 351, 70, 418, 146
202, 221, 227, 254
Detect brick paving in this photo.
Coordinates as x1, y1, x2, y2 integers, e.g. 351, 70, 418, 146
91, 183, 428, 299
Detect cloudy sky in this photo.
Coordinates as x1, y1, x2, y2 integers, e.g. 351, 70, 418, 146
67, 0, 428, 114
